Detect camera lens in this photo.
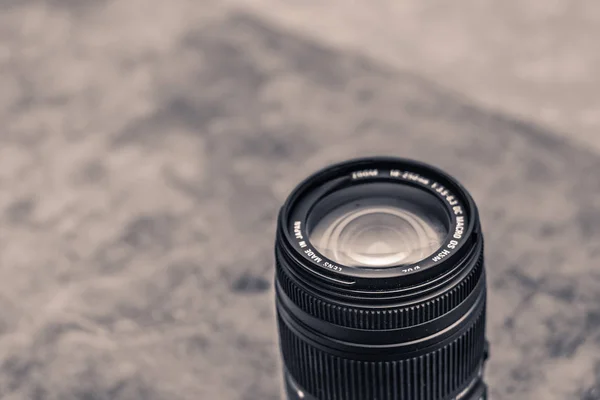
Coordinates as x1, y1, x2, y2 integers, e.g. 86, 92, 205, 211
275, 157, 488, 400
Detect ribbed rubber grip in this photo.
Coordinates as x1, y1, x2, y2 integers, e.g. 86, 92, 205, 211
276, 251, 483, 330
278, 307, 486, 400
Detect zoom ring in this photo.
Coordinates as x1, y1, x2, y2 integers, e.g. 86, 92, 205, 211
278, 307, 486, 400
276, 251, 483, 330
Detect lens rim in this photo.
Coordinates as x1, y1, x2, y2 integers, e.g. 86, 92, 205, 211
278, 157, 479, 288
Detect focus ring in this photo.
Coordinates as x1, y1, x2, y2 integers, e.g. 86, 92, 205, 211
278, 305, 486, 400
276, 250, 483, 330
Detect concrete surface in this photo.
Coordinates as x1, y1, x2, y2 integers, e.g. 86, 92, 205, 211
0, 1, 599, 399
229, 0, 600, 155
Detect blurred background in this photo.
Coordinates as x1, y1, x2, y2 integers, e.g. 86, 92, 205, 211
1, 1, 600, 399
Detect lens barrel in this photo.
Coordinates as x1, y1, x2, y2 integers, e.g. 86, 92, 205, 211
275, 158, 488, 400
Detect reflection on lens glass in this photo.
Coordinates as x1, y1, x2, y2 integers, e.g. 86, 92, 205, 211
309, 193, 448, 268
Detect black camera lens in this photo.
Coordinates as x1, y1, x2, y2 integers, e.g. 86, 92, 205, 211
275, 157, 488, 400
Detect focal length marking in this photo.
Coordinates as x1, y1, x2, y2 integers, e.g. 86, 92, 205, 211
390, 169, 464, 215
390, 169, 430, 185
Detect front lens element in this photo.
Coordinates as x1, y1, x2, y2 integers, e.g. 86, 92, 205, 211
308, 183, 448, 267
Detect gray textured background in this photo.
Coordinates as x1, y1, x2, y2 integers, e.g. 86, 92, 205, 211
0, 1, 599, 399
